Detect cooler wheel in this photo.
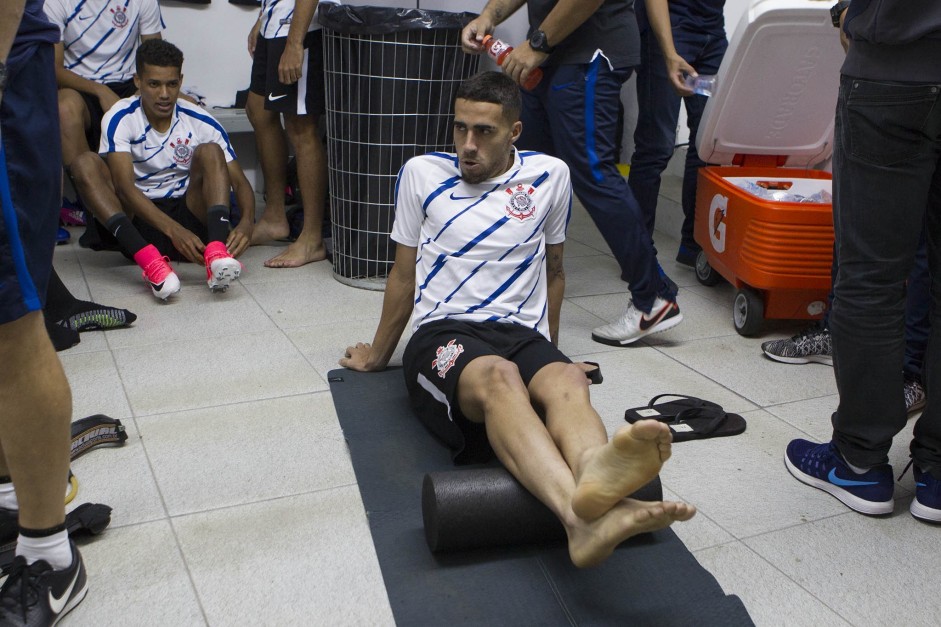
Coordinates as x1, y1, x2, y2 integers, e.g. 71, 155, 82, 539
695, 250, 723, 287
733, 288, 764, 336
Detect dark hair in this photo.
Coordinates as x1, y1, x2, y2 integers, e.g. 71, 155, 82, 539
455, 71, 521, 122
136, 39, 184, 76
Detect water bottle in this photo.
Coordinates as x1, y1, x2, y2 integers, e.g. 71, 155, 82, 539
481, 34, 543, 91
684, 74, 717, 97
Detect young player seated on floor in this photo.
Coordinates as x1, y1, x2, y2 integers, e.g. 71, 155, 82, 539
341, 72, 695, 567
95, 39, 255, 300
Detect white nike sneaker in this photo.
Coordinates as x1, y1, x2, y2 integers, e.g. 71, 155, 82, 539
591, 296, 683, 346
140, 255, 181, 301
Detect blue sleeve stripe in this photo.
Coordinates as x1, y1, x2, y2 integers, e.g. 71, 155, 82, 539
65, 0, 89, 26
104, 99, 141, 152
427, 152, 459, 167
393, 164, 406, 211
178, 107, 237, 160
531, 170, 550, 188
421, 175, 460, 214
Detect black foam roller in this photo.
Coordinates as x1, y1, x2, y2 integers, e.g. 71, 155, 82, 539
422, 467, 663, 552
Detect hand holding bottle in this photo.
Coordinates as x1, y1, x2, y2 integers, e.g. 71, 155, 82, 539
482, 35, 543, 91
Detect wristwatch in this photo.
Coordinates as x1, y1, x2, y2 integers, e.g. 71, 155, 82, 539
529, 29, 554, 54
830, 1, 851, 28
0, 61, 8, 92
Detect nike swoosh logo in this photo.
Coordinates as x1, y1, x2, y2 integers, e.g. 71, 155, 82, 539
268, 93, 288, 102
78, 15, 92, 20
827, 468, 879, 487
113, 225, 121, 236
220, 217, 230, 223
449, 192, 477, 201
638, 302, 673, 331
144, 145, 161, 150
48, 566, 80, 614
551, 82, 574, 91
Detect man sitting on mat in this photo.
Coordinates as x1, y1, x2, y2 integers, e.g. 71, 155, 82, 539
340, 71, 695, 568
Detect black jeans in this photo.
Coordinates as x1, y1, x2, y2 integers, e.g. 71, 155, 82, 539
830, 76, 941, 470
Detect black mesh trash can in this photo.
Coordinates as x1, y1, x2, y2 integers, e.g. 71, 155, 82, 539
320, 4, 480, 289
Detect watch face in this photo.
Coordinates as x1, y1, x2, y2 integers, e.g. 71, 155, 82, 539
530, 30, 548, 52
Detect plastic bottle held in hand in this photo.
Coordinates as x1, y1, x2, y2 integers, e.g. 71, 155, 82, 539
481, 34, 543, 91
684, 74, 717, 97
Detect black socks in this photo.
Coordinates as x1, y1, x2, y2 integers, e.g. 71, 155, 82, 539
104, 213, 148, 257
43, 267, 137, 350
206, 204, 231, 244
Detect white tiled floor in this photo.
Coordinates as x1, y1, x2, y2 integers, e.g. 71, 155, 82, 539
51, 175, 935, 626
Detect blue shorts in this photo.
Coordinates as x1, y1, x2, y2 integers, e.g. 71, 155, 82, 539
0, 43, 61, 325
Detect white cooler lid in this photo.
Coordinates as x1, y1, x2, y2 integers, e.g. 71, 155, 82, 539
696, 0, 845, 168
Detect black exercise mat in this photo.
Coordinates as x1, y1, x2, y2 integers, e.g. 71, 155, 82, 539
328, 367, 753, 626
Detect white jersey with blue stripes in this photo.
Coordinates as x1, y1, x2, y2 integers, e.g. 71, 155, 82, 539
391, 148, 572, 340
99, 96, 236, 200
259, 0, 336, 39
44, 0, 164, 83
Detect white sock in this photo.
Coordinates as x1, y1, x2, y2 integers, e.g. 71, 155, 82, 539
0, 482, 18, 510
843, 456, 871, 475
16, 529, 72, 570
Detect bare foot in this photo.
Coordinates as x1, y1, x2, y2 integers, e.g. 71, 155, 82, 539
572, 420, 672, 521
250, 214, 291, 245
264, 238, 327, 268
567, 498, 696, 568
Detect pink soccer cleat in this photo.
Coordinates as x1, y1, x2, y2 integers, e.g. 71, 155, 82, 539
203, 241, 242, 292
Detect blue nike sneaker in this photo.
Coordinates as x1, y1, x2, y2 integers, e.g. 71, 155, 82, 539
911, 466, 941, 523
785, 439, 894, 515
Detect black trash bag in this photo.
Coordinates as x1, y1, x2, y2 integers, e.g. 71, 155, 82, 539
320, 4, 480, 281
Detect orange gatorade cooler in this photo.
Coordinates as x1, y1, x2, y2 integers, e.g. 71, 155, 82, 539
693, 0, 845, 336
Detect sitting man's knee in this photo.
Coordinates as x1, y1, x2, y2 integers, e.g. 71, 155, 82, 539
69, 151, 104, 179
58, 90, 86, 123
531, 361, 590, 402
193, 142, 225, 162
486, 359, 527, 395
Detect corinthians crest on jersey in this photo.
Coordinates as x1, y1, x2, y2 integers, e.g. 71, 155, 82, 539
505, 183, 538, 222
170, 136, 193, 166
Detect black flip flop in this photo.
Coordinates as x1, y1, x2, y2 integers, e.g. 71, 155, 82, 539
624, 394, 722, 422
625, 395, 746, 442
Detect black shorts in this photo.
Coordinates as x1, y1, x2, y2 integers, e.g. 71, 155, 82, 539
133, 196, 208, 262
402, 319, 571, 465
80, 78, 136, 151
0, 43, 60, 324
248, 31, 325, 116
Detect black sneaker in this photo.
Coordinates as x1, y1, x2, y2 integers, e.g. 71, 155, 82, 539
903, 374, 927, 415
0, 541, 87, 626
761, 325, 832, 365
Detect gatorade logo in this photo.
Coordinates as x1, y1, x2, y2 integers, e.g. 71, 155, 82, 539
709, 194, 728, 254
